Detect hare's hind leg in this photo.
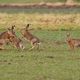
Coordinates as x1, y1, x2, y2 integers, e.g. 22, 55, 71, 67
29, 46, 35, 51
29, 43, 40, 50
29, 42, 35, 50
29, 42, 40, 50
36, 43, 40, 50
37, 44, 39, 50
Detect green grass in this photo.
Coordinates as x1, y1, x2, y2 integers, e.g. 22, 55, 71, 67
0, 29, 80, 80
0, 7, 80, 14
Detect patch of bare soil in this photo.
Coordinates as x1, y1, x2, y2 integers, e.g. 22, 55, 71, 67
0, 3, 80, 8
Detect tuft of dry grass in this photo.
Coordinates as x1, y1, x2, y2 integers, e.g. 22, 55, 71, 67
0, 13, 80, 30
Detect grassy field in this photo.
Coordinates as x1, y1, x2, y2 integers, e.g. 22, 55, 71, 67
0, 3, 80, 80
0, 29, 80, 80
0, 7, 80, 14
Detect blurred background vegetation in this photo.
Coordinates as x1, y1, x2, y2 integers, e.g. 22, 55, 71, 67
0, 0, 79, 3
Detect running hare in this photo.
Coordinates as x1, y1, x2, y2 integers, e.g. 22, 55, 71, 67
21, 24, 40, 50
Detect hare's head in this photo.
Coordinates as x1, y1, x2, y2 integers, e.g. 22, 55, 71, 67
7, 25, 16, 34
66, 33, 71, 42
7, 27, 16, 39
67, 33, 71, 37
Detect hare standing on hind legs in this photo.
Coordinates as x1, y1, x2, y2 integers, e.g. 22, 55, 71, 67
66, 33, 80, 50
21, 24, 40, 50
0, 25, 16, 45
0, 26, 16, 50
0, 25, 24, 50
8, 26, 25, 50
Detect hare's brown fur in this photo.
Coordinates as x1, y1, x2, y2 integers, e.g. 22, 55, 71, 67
66, 33, 80, 49
0, 25, 16, 49
21, 24, 40, 50
9, 36, 24, 50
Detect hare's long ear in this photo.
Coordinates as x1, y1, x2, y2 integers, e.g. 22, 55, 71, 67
26, 24, 31, 30
12, 25, 15, 30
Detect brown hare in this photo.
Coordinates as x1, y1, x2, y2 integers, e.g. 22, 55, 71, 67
7, 25, 25, 50
0, 25, 24, 50
0, 25, 16, 44
66, 33, 80, 49
21, 24, 40, 50
0, 26, 16, 49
